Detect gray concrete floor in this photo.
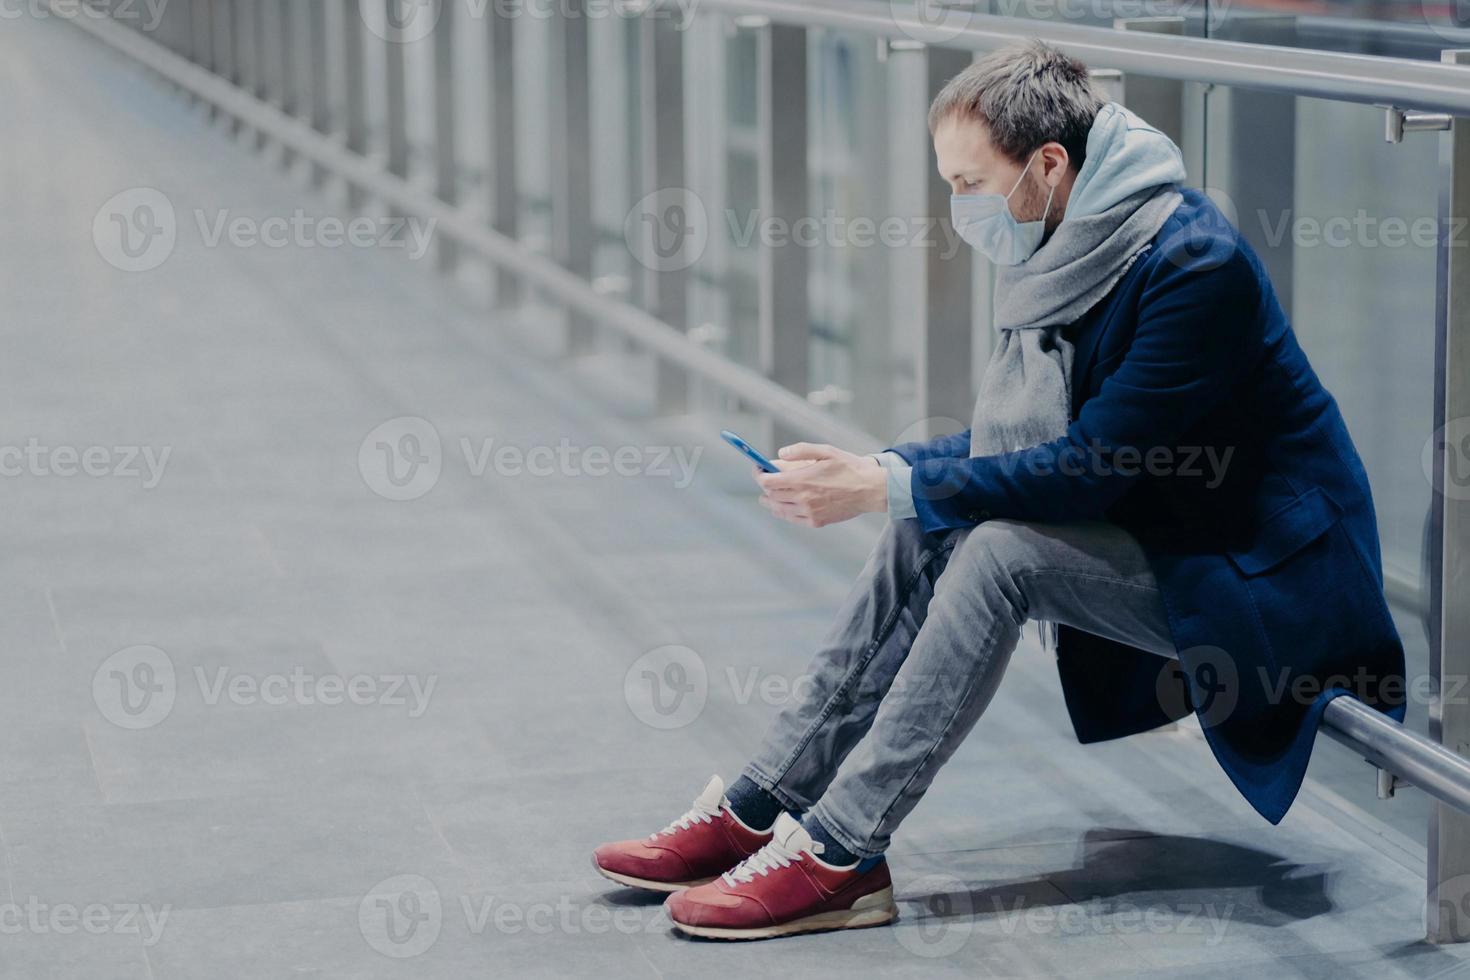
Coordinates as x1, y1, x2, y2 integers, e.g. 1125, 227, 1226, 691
5, 13, 1470, 979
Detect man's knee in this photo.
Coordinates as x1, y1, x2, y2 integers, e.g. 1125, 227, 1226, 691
940, 519, 1048, 611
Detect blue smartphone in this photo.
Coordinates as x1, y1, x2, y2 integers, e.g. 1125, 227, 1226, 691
720, 429, 780, 473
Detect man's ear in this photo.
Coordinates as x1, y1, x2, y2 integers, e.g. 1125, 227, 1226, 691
1039, 142, 1071, 186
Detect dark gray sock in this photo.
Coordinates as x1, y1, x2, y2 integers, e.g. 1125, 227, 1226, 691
802, 813, 862, 866
726, 775, 784, 831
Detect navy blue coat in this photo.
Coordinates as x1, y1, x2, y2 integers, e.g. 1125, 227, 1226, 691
888, 188, 1406, 824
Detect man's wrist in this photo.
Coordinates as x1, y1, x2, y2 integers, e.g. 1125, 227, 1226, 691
868, 465, 889, 513
869, 452, 917, 519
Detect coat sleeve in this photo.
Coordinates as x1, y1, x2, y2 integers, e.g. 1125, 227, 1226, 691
908, 243, 1265, 534
886, 429, 973, 466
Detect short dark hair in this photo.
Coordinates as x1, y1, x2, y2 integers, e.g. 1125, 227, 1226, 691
928, 39, 1103, 169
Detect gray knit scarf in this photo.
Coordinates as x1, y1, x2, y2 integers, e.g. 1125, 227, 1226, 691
969, 185, 1183, 458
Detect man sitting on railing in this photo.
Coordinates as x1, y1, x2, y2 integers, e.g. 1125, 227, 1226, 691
594, 38, 1406, 941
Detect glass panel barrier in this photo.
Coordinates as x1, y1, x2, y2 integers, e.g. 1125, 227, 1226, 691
684, 15, 762, 380
514, 13, 554, 258
806, 28, 900, 437
1286, 95, 1440, 834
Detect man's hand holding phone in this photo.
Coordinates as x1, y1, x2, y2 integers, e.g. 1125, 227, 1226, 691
753, 443, 888, 528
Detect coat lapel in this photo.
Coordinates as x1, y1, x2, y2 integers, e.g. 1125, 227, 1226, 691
1068, 245, 1154, 411
1067, 305, 1112, 412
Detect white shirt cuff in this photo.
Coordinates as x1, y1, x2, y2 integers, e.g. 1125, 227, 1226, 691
870, 452, 918, 521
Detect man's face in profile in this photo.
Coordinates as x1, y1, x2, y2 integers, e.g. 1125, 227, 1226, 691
934, 116, 1065, 233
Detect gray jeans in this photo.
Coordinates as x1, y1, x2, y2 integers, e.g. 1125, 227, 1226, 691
742, 517, 1177, 859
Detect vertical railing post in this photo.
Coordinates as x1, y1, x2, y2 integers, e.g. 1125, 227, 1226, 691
252, 0, 272, 150
342, 0, 370, 207
213, 0, 238, 131
234, 0, 256, 141
163, 0, 192, 57
1112, 17, 1206, 201
277, 0, 298, 167
191, 0, 210, 66
1112, 15, 1213, 198
917, 44, 974, 439
1208, 15, 1298, 313
637, 2, 688, 412
887, 37, 976, 441
432, 0, 459, 273
1426, 46, 1470, 947
191, 0, 214, 116
884, 38, 927, 439
551, 1, 596, 352
384, 0, 410, 181
487, 2, 520, 307
1113, 17, 1185, 150
308, 0, 332, 188
754, 18, 809, 443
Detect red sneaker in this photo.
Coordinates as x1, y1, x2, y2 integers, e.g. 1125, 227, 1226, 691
592, 776, 774, 892
665, 812, 897, 940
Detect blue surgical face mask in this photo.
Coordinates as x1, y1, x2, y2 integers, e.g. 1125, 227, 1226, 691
950, 150, 1056, 266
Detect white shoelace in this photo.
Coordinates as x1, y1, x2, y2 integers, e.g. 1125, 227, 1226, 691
651, 795, 722, 838
721, 837, 806, 886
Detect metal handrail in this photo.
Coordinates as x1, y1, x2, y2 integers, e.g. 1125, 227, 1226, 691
700, 0, 1470, 114
1324, 696, 1470, 815
55, 5, 880, 455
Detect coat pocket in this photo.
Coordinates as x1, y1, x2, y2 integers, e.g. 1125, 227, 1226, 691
1225, 487, 1343, 577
